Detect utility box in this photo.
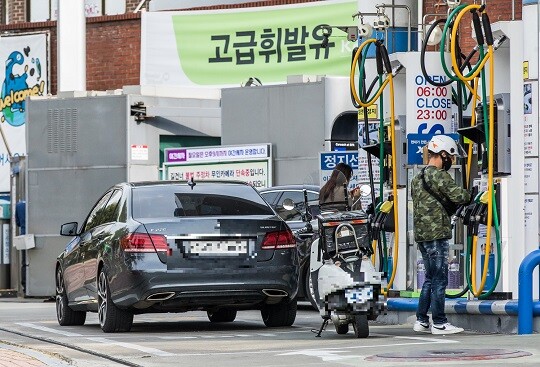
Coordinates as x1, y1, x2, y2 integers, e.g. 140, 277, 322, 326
221, 76, 358, 186
24, 89, 221, 296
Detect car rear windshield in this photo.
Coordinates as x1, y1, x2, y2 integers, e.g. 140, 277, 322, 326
132, 183, 274, 218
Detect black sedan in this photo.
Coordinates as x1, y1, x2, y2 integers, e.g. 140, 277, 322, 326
259, 185, 320, 309
55, 181, 299, 332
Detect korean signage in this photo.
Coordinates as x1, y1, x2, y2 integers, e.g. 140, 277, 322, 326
165, 145, 269, 163
357, 121, 381, 183
406, 53, 452, 165
141, 0, 357, 86
0, 34, 48, 192
164, 144, 272, 189
523, 82, 538, 157
319, 151, 359, 191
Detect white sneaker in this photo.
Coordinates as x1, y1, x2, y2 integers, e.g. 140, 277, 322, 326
413, 321, 431, 333
431, 323, 464, 335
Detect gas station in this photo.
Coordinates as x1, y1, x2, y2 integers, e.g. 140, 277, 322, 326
0, 0, 539, 336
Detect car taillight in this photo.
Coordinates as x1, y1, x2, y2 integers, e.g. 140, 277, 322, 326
121, 233, 171, 255
261, 230, 296, 250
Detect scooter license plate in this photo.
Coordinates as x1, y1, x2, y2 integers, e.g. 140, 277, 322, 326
345, 287, 373, 303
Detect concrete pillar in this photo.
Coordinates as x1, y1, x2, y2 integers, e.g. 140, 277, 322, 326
57, 0, 86, 92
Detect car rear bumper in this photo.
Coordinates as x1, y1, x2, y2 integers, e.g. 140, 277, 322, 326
110, 264, 299, 311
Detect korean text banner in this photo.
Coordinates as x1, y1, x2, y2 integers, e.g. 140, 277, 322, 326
141, 0, 357, 86
0, 33, 48, 192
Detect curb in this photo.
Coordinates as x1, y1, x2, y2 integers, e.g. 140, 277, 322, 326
0, 342, 71, 366
388, 298, 540, 316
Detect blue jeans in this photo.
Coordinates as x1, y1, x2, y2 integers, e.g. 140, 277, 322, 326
416, 239, 449, 325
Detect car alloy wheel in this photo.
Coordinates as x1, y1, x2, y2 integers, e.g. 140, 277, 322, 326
97, 269, 133, 332
55, 267, 86, 326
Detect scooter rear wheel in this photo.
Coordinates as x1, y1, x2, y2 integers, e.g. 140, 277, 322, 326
335, 323, 349, 334
352, 314, 369, 338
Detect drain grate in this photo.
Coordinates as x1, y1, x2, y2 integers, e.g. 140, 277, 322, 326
366, 349, 532, 362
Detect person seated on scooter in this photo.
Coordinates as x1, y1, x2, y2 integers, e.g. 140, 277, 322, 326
411, 135, 470, 335
319, 162, 360, 211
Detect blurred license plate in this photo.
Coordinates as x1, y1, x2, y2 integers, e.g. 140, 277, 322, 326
345, 287, 373, 303
185, 240, 248, 255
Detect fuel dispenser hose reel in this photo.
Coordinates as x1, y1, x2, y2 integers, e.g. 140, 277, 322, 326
420, 3, 502, 299
350, 38, 399, 293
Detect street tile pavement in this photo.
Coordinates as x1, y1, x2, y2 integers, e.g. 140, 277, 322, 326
0, 342, 70, 367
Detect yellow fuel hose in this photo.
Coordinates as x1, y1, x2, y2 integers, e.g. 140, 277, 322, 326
350, 39, 399, 292
350, 39, 389, 107
450, 4, 496, 297
450, 5, 493, 83
472, 44, 495, 296
386, 75, 399, 292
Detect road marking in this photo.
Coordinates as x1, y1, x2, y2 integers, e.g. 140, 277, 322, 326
17, 322, 175, 357
278, 339, 459, 361
16, 323, 83, 337
279, 349, 362, 362
175, 337, 459, 357
87, 337, 175, 357
201, 335, 235, 339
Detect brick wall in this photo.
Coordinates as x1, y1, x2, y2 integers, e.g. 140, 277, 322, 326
423, 0, 522, 53
7, 0, 26, 23
0, 0, 525, 94
0, 14, 141, 94
126, 0, 143, 12
86, 16, 141, 91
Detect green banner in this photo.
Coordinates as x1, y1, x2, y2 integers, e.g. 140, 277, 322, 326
172, 1, 357, 85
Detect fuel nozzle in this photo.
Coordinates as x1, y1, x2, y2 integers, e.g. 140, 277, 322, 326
493, 35, 508, 50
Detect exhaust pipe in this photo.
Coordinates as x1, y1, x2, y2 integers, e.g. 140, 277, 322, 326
146, 292, 175, 301
262, 289, 288, 297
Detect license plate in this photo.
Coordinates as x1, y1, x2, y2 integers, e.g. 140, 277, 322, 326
345, 287, 373, 303
184, 239, 248, 255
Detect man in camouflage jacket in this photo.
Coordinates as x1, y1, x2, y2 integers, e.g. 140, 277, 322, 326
410, 135, 470, 335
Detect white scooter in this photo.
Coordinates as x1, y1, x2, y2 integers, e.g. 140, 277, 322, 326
309, 186, 386, 338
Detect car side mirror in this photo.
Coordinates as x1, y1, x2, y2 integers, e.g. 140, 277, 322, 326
282, 198, 295, 211
359, 184, 371, 197
60, 222, 78, 236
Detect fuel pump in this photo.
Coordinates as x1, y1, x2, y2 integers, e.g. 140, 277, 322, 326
419, 2, 507, 299
350, 36, 404, 293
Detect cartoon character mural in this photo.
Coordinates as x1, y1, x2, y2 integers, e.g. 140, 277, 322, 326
0, 46, 45, 127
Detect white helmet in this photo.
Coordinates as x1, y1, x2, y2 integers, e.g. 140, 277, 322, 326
427, 135, 458, 156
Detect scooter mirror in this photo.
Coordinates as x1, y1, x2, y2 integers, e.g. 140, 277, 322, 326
359, 184, 372, 198
282, 198, 295, 211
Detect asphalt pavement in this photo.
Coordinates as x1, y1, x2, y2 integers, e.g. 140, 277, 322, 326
1, 298, 540, 366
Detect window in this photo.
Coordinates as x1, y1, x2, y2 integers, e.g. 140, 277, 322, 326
274, 190, 319, 222
103, 189, 123, 222
84, 191, 114, 232
84, 189, 123, 231
117, 197, 127, 223
132, 184, 274, 219
260, 191, 280, 206
29, 0, 126, 22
